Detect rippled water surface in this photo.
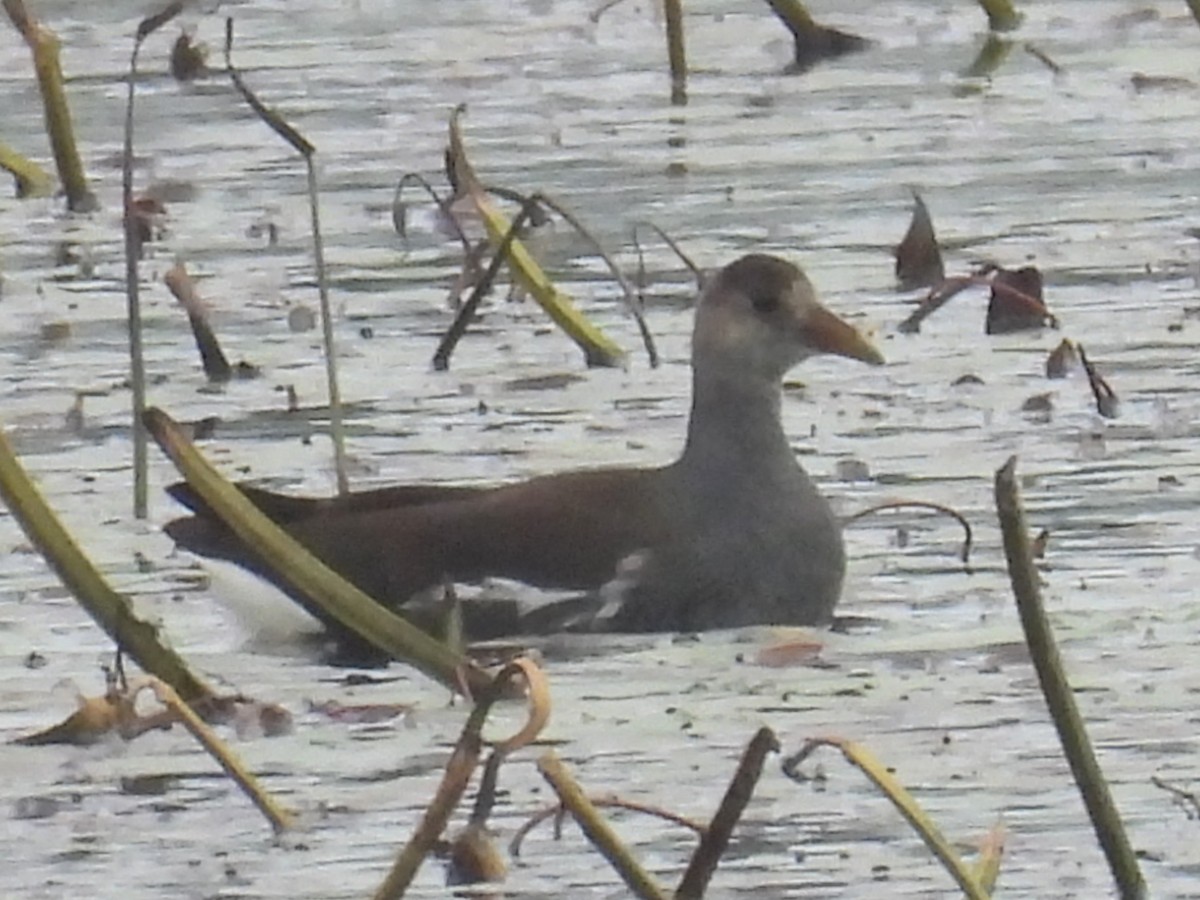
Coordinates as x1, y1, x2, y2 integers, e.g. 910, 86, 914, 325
3, 0, 1200, 896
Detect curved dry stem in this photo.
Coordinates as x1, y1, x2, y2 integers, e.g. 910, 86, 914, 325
899, 269, 1058, 334
535, 191, 658, 367
537, 751, 669, 899
842, 499, 973, 564
631, 220, 704, 293
589, 0, 631, 24
783, 736, 991, 900
225, 17, 348, 495
676, 726, 780, 899
509, 796, 706, 859
487, 656, 551, 754
391, 171, 471, 255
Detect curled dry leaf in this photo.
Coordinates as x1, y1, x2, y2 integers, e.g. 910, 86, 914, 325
14, 689, 132, 746
488, 656, 551, 754
985, 265, 1056, 334
894, 191, 945, 291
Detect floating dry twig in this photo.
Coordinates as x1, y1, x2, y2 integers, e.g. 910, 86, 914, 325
842, 499, 974, 564
508, 796, 706, 858
894, 190, 945, 291
147, 677, 295, 834
1151, 775, 1200, 820
2, 0, 95, 211
898, 265, 1058, 334
1024, 42, 1062, 75
762, 0, 871, 74
994, 456, 1146, 898
783, 736, 994, 899
676, 726, 779, 899
224, 17, 349, 494
537, 751, 669, 899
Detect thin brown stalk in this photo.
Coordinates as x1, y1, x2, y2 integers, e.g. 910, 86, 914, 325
675, 727, 780, 899
433, 197, 541, 371
224, 17, 349, 495
538, 751, 669, 900
391, 171, 472, 254
994, 456, 1146, 899
119, 1, 188, 518
631, 221, 705, 295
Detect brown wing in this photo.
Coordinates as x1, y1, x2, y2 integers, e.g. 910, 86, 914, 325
165, 466, 675, 610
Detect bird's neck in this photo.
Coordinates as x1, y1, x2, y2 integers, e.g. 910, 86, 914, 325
680, 363, 794, 472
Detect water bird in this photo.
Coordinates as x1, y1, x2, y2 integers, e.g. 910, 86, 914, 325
163, 254, 884, 654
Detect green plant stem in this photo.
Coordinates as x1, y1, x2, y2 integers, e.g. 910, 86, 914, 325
0, 428, 215, 704
994, 456, 1146, 900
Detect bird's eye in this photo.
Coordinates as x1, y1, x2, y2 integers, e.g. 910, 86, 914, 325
750, 290, 780, 313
